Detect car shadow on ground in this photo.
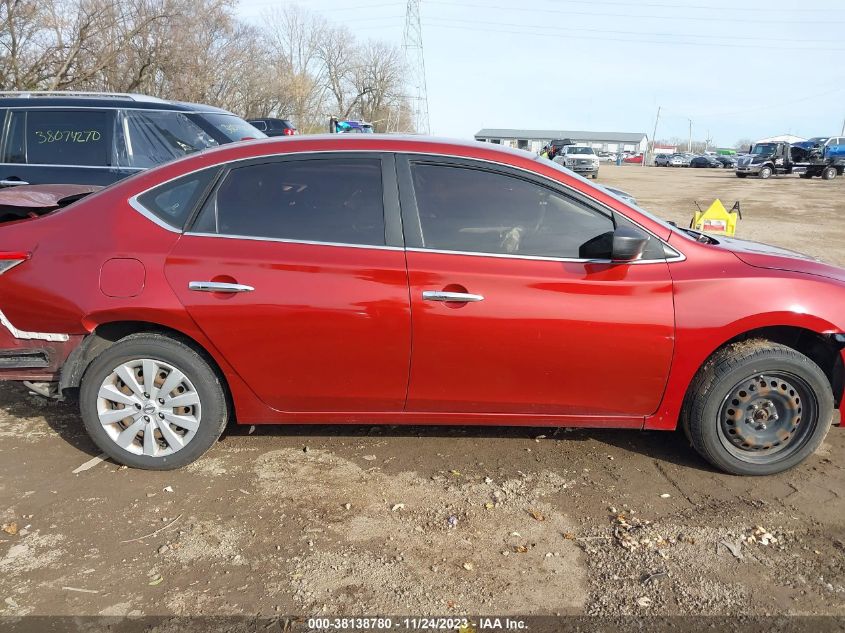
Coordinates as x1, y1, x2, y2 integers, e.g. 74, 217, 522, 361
1, 382, 714, 473
222, 421, 716, 473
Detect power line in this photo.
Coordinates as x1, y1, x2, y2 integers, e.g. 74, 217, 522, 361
424, 0, 845, 25
420, 19, 845, 53
529, 0, 845, 13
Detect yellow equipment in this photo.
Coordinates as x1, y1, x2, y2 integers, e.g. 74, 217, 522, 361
691, 199, 742, 237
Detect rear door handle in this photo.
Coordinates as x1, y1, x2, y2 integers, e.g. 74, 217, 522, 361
0, 179, 30, 186
189, 281, 254, 293
422, 291, 484, 302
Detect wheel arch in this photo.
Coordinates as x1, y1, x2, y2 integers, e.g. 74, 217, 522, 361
58, 320, 233, 407
646, 323, 845, 431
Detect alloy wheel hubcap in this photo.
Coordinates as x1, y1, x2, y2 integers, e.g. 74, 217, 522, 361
96, 359, 201, 457
718, 372, 815, 462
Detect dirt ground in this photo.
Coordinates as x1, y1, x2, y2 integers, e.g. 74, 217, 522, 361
1, 166, 844, 623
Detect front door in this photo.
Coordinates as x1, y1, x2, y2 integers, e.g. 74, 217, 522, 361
165, 154, 411, 412
398, 157, 675, 420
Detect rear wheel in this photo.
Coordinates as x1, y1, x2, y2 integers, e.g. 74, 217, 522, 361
822, 166, 837, 181
682, 341, 833, 475
759, 166, 773, 179
80, 334, 229, 470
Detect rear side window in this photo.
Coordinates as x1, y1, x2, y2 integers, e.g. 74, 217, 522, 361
26, 110, 113, 166
193, 158, 385, 246
136, 168, 216, 230
125, 110, 221, 168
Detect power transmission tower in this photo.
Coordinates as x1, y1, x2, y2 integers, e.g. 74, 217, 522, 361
403, 0, 430, 134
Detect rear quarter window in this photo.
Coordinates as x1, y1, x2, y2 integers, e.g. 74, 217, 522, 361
135, 168, 217, 230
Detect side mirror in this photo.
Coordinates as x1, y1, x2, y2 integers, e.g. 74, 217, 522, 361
578, 225, 649, 262
611, 225, 649, 262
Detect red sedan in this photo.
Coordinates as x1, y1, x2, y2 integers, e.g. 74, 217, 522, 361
0, 136, 842, 474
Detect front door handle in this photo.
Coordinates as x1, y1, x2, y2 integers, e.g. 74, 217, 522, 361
422, 290, 484, 302
0, 179, 30, 186
189, 281, 254, 293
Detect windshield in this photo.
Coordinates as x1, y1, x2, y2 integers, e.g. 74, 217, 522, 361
567, 147, 594, 154
189, 113, 266, 142
751, 143, 777, 155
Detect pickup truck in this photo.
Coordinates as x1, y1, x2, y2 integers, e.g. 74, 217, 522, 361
553, 145, 600, 178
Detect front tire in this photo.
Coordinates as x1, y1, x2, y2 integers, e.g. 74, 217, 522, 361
682, 340, 833, 476
759, 166, 773, 179
822, 166, 837, 181
80, 333, 229, 470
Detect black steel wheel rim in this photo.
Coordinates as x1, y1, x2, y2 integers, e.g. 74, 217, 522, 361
718, 371, 817, 463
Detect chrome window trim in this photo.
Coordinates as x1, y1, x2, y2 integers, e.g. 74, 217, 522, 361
125, 148, 686, 263
128, 195, 183, 234
183, 231, 403, 252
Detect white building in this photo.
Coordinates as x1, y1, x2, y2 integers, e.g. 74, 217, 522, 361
474, 129, 648, 155
756, 134, 807, 144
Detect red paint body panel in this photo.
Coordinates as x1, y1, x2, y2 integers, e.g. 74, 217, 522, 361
165, 235, 411, 412
0, 135, 842, 431
404, 250, 674, 416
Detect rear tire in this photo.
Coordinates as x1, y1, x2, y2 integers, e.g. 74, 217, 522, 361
682, 340, 833, 475
79, 333, 229, 470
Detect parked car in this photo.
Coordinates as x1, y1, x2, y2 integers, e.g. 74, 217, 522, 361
247, 117, 297, 137
623, 153, 643, 164
654, 154, 672, 167
714, 155, 737, 169
668, 154, 690, 167
690, 155, 722, 168
553, 145, 600, 178
0, 91, 265, 187
1, 135, 843, 475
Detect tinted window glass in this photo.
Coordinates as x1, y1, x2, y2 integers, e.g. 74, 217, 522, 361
137, 168, 216, 229
195, 158, 385, 245
250, 120, 267, 131
26, 110, 112, 166
410, 163, 614, 258
2, 110, 24, 163
188, 113, 264, 142
125, 110, 221, 168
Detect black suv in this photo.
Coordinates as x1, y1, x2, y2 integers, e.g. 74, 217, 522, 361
0, 92, 265, 187
247, 117, 297, 137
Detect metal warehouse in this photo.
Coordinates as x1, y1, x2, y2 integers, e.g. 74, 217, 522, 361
474, 129, 648, 155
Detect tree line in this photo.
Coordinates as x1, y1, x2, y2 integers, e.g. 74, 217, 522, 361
0, 0, 414, 132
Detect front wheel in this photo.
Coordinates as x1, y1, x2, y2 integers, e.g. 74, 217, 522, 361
822, 166, 837, 180
759, 166, 773, 179
682, 340, 833, 475
80, 333, 229, 470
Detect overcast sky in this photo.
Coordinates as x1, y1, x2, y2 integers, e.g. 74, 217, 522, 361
237, 0, 845, 147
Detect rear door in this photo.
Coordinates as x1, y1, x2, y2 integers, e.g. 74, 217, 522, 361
0, 109, 137, 186
164, 153, 411, 413
398, 155, 675, 420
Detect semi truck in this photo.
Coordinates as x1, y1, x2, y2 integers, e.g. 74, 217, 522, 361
735, 137, 845, 180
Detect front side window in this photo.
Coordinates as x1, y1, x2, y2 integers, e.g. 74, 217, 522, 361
2, 110, 24, 163
410, 163, 614, 259
136, 168, 216, 229
125, 110, 222, 168
25, 110, 112, 166
193, 158, 385, 246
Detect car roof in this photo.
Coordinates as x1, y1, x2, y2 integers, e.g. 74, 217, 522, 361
0, 93, 233, 113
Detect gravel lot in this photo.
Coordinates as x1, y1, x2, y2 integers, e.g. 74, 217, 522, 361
1, 165, 843, 620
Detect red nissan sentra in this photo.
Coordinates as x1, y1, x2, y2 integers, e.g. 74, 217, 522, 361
0, 135, 842, 474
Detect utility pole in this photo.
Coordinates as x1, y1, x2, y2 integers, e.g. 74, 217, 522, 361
688, 119, 693, 153
647, 105, 661, 167
403, 0, 430, 134
841, 117, 845, 135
